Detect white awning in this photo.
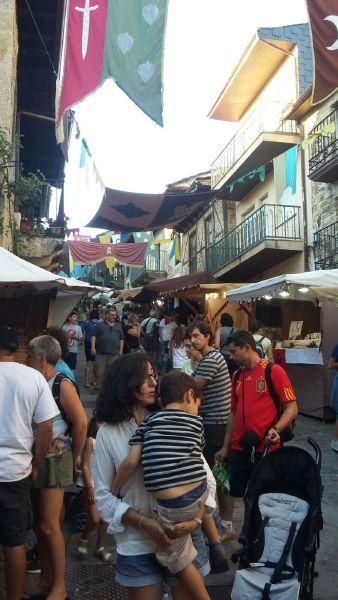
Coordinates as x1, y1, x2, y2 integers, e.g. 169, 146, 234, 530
225, 269, 338, 303
0, 247, 105, 295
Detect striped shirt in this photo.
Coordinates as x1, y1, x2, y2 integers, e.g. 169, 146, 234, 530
129, 410, 206, 491
194, 349, 231, 425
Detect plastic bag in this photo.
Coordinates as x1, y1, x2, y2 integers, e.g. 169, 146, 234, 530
212, 462, 230, 495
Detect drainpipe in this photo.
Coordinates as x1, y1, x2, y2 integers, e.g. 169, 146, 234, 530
300, 123, 310, 271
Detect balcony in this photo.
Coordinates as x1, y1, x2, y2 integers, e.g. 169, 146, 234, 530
129, 251, 168, 287
205, 204, 303, 279
308, 109, 338, 183
211, 101, 300, 197
314, 222, 337, 270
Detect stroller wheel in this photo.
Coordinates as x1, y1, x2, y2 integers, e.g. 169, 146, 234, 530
74, 511, 88, 532
67, 492, 88, 531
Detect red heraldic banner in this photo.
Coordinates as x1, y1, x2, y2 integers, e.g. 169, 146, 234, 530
57, 0, 168, 137
58, 0, 109, 125
306, 0, 338, 103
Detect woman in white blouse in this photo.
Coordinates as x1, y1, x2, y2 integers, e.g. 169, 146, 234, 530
94, 353, 214, 600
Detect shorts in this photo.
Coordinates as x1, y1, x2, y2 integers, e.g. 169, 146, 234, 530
33, 449, 74, 489
155, 481, 208, 573
115, 528, 210, 588
203, 423, 227, 469
0, 475, 31, 547
228, 449, 263, 498
95, 354, 118, 378
65, 352, 77, 370
84, 341, 95, 362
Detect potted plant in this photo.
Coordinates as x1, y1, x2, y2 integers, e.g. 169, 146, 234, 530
48, 215, 69, 237
9, 171, 45, 232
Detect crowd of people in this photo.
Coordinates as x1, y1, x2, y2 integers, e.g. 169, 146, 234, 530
0, 301, 336, 600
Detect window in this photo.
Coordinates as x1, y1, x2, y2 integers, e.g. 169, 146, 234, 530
189, 232, 197, 271
189, 232, 197, 259
205, 217, 215, 248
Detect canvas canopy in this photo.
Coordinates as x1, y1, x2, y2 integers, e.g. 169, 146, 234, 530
0, 247, 104, 295
225, 269, 338, 303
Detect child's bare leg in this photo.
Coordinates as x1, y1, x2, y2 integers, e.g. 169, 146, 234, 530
176, 563, 211, 600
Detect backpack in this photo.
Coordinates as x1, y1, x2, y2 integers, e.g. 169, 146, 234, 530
255, 335, 266, 358
142, 318, 159, 340
220, 326, 234, 356
52, 372, 80, 436
234, 363, 295, 443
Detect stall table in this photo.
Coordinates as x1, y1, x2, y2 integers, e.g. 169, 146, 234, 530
273, 348, 325, 419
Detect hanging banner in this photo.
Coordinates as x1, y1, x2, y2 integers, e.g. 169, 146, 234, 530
57, 0, 168, 141
87, 187, 215, 232
68, 240, 147, 265
98, 234, 116, 273
306, 0, 338, 103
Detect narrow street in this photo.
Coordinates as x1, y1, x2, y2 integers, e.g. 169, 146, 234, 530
2, 347, 333, 600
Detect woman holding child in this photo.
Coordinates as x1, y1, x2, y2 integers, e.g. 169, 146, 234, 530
94, 353, 213, 600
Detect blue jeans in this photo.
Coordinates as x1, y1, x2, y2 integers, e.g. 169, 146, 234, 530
157, 341, 171, 371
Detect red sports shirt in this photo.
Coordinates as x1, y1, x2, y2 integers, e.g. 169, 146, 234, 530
230, 359, 296, 452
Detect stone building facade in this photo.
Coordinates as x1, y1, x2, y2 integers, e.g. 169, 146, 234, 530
0, 0, 18, 251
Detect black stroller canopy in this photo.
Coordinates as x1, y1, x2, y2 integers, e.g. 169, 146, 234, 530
245, 446, 322, 511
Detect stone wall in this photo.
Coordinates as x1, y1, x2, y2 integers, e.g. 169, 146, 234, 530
303, 91, 338, 234
0, 0, 18, 251
16, 234, 64, 269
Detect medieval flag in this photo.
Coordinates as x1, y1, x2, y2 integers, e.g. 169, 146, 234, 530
67, 240, 148, 265
56, 0, 168, 141
306, 0, 338, 103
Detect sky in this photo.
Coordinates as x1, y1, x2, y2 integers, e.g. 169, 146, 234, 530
64, 0, 309, 230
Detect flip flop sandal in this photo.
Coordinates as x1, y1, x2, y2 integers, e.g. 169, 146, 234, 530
78, 538, 88, 556
95, 547, 113, 563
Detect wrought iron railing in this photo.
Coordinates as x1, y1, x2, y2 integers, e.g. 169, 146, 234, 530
130, 251, 168, 285
205, 204, 301, 273
211, 101, 299, 189
308, 109, 338, 175
314, 222, 337, 270
189, 256, 198, 273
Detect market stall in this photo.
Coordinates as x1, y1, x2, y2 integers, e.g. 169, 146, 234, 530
132, 272, 246, 330
226, 270, 338, 420
0, 247, 104, 361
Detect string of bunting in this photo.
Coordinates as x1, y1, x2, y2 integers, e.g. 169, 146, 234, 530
301, 121, 336, 149
222, 161, 272, 194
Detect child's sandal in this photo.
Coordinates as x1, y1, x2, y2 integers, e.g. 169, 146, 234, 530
95, 547, 113, 563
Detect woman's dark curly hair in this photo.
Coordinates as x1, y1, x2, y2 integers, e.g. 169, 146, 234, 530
95, 353, 159, 424
45, 326, 69, 360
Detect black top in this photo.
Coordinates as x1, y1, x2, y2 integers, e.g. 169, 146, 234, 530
124, 325, 140, 350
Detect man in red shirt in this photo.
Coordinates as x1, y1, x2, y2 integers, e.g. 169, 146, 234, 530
216, 330, 298, 499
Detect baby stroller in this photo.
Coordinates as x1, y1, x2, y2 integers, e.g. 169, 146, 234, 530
231, 439, 323, 600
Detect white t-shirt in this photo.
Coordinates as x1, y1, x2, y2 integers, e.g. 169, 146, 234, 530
0, 362, 59, 482
159, 319, 177, 342
172, 346, 188, 369
141, 317, 159, 335
62, 324, 83, 353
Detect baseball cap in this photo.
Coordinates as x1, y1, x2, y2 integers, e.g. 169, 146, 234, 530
0, 326, 19, 352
